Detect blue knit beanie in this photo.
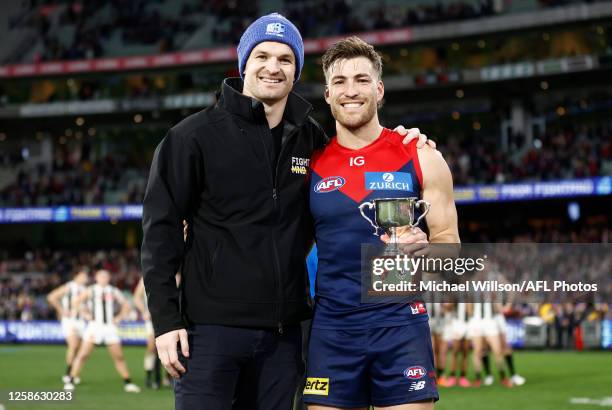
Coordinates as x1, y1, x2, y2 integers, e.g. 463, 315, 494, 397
237, 13, 304, 82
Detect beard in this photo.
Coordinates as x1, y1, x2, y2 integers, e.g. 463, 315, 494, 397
331, 97, 377, 130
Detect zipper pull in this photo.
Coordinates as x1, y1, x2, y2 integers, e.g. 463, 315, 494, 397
272, 188, 278, 200
278, 322, 284, 334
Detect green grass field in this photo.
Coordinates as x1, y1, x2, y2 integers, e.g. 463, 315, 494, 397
0, 345, 610, 410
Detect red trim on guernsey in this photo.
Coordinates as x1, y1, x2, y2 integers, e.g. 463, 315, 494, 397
408, 137, 424, 188
312, 128, 420, 203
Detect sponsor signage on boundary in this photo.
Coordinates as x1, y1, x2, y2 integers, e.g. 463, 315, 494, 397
0, 178, 609, 223
0, 321, 148, 345
1, 320, 608, 348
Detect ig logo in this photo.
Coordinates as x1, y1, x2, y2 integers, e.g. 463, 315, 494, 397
350, 156, 365, 167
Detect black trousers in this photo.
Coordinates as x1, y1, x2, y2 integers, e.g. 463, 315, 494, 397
174, 324, 303, 410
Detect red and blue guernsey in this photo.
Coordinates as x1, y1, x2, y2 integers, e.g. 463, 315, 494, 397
309, 128, 428, 329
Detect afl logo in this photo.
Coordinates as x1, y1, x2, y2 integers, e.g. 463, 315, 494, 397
314, 176, 345, 193
403, 366, 427, 380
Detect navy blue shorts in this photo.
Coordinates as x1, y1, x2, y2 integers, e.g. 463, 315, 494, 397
303, 321, 438, 408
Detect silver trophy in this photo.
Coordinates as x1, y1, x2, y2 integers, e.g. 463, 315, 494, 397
359, 197, 431, 280
358, 197, 430, 243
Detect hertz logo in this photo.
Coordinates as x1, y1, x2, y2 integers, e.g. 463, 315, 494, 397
303, 377, 329, 396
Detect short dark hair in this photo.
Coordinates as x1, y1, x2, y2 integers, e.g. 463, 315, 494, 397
321, 36, 383, 83
74, 266, 90, 276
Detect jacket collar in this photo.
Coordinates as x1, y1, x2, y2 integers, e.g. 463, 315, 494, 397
218, 78, 313, 127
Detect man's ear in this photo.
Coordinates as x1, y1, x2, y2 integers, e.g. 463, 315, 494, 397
324, 85, 331, 105
376, 80, 384, 104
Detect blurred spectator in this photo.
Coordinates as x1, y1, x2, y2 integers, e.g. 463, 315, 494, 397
0, 248, 142, 320
1, 119, 610, 206
0, 227, 608, 325
443, 121, 612, 185
0, 140, 148, 207
4, 0, 603, 63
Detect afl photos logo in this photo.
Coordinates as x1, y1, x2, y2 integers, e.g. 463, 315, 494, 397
314, 176, 345, 193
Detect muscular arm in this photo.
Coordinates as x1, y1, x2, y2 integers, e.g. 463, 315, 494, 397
418, 146, 460, 244
72, 288, 92, 320
114, 291, 130, 324
133, 280, 148, 319
47, 284, 68, 318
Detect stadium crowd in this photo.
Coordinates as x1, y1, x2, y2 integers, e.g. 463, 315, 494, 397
284, 0, 498, 39
5, 0, 603, 63
0, 248, 141, 321
29, 0, 200, 62
1, 120, 609, 206
1, 226, 609, 331
0, 141, 147, 207
443, 122, 612, 185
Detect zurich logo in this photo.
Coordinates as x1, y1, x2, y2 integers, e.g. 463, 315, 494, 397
366, 172, 413, 192
53, 206, 68, 222
314, 176, 345, 193
382, 173, 394, 182
266, 22, 285, 36
596, 177, 611, 195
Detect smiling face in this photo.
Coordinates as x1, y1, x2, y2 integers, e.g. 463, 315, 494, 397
242, 41, 296, 105
325, 56, 384, 130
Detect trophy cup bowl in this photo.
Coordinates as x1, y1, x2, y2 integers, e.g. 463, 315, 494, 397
359, 197, 431, 281
358, 197, 430, 242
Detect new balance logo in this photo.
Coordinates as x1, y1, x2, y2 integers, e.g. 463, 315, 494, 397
409, 381, 426, 391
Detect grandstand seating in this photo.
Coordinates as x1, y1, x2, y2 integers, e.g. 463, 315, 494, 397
1, 0, 604, 64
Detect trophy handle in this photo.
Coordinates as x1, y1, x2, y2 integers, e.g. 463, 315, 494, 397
412, 200, 431, 227
358, 201, 379, 236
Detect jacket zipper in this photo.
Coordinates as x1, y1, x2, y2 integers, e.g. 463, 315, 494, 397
255, 107, 310, 334
256, 122, 296, 334
272, 125, 302, 334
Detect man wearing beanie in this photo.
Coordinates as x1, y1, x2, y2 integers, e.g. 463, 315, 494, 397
142, 12, 427, 410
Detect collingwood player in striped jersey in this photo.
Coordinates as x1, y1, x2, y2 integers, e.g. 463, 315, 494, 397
426, 289, 451, 386
442, 302, 471, 387
487, 269, 526, 386
47, 267, 89, 384
467, 292, 510, 387
63, 269, 140, 393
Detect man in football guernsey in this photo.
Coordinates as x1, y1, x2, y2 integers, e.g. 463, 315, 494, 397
425, 288, 451, 387
47, 267, 90, 384
467, 296, 510, 388
63, 269, 140, 393
304, 37, 459, 409
443, 302, 471, 387
487, 269, 526, 386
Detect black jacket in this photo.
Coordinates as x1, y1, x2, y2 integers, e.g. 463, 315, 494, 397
141, 78, 328, 337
